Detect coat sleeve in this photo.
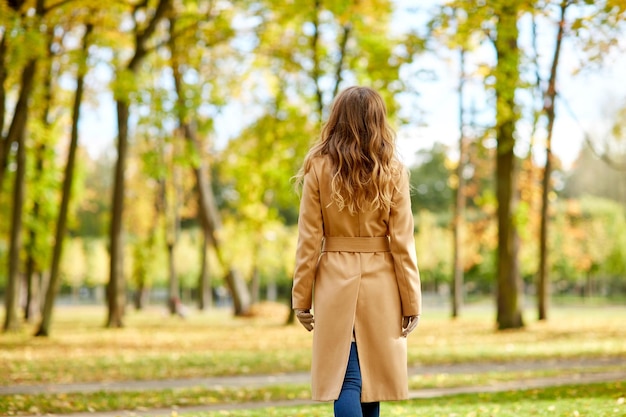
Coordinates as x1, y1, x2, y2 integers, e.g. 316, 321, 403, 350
292, 164, 324, 310
389, 169, 422, 316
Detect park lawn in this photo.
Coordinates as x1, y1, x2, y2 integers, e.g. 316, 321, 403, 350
1, 303, 626, 386
188, 381, 626, 417
0, 384, 312, 415
2, 364, 626, 415
408, 363, 626, 390
1, 379, 624, 416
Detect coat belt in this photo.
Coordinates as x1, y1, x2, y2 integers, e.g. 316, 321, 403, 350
321, 236, 390, 253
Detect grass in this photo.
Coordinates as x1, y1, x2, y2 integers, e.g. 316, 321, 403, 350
1, 302, 625, 415
190, 382, 625, 417
1, 303, 310, 385
0, 384, 313, 415
408, 363, 626, 390
2, 303, 625, 386
3, 365, 626, 415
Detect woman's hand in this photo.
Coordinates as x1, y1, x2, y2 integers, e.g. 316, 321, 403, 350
401, 315, 419, 337
295, 309, 315, 331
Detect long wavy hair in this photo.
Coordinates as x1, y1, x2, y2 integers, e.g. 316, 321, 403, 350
296, 86, 400, 213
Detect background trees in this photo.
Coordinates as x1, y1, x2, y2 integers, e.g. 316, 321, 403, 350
1, 0, 626, 335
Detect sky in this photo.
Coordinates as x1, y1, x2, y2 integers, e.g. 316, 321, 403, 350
391, 0, 626, 169
78, 1, 626, 170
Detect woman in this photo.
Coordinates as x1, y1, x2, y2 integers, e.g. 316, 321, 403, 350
292, 86, 422, 417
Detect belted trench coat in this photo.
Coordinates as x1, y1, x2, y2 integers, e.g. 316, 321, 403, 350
292, 156, 422, 402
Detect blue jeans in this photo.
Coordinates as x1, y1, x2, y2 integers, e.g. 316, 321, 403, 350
334, 342, 380, 417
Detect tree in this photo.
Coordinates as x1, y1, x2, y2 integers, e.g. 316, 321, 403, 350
536, 0, 569, 321
23, 31, 53, 323
409, 144, 453, 215
533, 0, 626, 320
2, 0, 47, 332
563, 143, 626, 203
217, 108, 312, 304
23, 6, 74, 323
550, 196, 626, 296
35, 22, 93, 337
107, 0, 171, 328
165, 2, 253, 315
255, 0, 408, 124
243, 0, 410, 320
494, 0, 524, 330
4, 109, 27, 331
164, 152, 182, 316
424, 0, 525, 326
426, 2, 495, 318
451, 48, 468, 319
0, 1, 33, 192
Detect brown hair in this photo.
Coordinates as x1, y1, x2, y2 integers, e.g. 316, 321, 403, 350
296, 86, 400, 213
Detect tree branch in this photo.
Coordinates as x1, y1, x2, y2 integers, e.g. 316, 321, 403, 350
311, 0, 323, 120
0, 35, 7, 138
332, 22, 351, 99
128, 0, 172, 71
44, 0, 77, 14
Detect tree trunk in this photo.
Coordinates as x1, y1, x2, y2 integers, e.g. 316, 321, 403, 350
35, 23, 93, 337
250, 232, 261, 304
190, 133, 251, 316
0, 34, 7, 177
166, 160, 181, 315
0, 0, 39, 191
107, 100, 129, 328
494, 2, 524, 330
134, 283, 148, 310
3, 130, 26, 332
167, 242, 179, 315
538, 0, 568, 321
331, 23, 351, 99
0, 56, 36, 194
584, 271, 594, 298
106, 0, 171, 328
451, 48, 466, 319
190, 134, 251, 314
25, 30, 54, 322
168, 17, 250, 316
24, 254, 40, 322
225, 269, 252, 316
2, 21, 41, 330
310, 0, 323, 121
197, 233, 212, 310
250, 266, 260, 304
24, 167, 43, 324
285, 296, 295, 325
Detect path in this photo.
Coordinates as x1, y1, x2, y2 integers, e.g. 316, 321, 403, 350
3, 357, 625, 416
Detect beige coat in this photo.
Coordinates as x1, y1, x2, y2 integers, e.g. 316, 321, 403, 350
292, 156, 422, 403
